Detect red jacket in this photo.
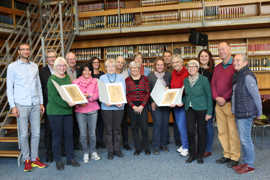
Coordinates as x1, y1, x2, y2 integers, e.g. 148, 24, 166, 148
171, 67, 189, 88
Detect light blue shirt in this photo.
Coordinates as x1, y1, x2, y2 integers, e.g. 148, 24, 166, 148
7, 59, 43, 108
99, 73, 126, 110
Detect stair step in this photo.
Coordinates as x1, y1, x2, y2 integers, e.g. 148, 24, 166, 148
0, 150, 20, 157
1, 124, 17, 130
0, 137, 18, 143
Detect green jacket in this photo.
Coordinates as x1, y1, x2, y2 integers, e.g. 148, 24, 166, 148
183, 74, 213, 115
46, 74, 73, 115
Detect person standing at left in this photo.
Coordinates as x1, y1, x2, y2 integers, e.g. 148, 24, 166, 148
232, 54, 262, 174
66, 52, 81, 150
7, 43, 47, 172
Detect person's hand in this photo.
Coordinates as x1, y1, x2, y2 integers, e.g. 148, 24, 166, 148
40, 104, 45, 114
68, 102, 76, 107
106, 104, 112, 107
176, 103, 183, 107
137, 105, 144, 114
79, 103, 87, 107
170, 104, 176, 108
216, 97, 226, 106
151, 102, 156, 111
205, 114, 212, 121
132, 106, 138, 112
11, 107, 19, 117
116, 104, 123, 108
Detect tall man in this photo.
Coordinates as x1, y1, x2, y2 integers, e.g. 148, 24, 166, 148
163, 50, 181, 147
66, 52, 81, 149
39, 49, 57, 162
7, 43, 47, 172
211, 42, 241, 168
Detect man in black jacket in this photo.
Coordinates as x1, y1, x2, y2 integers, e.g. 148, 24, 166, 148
39, 49, 57, 162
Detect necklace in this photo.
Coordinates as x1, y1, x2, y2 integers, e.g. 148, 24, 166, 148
106, 73, 116, 83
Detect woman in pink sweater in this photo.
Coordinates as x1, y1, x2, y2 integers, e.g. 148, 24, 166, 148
73, 64, 100, 163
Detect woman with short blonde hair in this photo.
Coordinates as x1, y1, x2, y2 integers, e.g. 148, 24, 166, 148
99, 58, 126, 160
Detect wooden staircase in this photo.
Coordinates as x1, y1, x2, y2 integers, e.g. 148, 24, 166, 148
0, 0, 76, 166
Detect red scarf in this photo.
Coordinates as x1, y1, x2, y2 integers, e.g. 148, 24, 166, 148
171, 67, 189, 88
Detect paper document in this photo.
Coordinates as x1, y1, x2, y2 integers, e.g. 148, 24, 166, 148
98, 80, 127, 105
151, 79, 184, 107
51, 79, 88, 105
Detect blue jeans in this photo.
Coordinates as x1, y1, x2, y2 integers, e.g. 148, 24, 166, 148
236, 117, 255, 168
151, 109, 170, 149
174, 107, 188, 149
48, 115, 74, 162
16, 104, 40, 161
205, 117, 214, 153
76, 111, 98, 154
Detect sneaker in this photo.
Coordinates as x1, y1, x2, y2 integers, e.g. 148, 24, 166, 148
235, 166, 255, 174
233, 164, 248, 171
177, 146, 183, 153
31, 158, 48, 168
91, 152, 101, 161
227, 160, 239, 168
180, 148, 189, 157
24, 160, 32, 172
83, 153, 89, 163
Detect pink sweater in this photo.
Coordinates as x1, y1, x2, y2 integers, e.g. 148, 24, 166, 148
72, 76, 100, 113
211, 63, 235, 101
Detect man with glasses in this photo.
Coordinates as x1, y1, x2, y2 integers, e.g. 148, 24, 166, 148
7, 43, 48, 172
39, 49, 57, 162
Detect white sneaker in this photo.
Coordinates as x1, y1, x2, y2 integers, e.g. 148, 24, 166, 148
177, 146, 183, 153
91, 152, 101, 161
180, 148, 189, 157
83, 153, 89, 163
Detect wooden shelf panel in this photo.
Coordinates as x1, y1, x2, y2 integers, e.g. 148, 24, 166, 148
73, 27, 270, 48
0, 6, 25, 16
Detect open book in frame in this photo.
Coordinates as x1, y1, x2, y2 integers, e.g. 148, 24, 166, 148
51, 79, 88, 105
98, 80, 127, 105
151, 79, 184, 107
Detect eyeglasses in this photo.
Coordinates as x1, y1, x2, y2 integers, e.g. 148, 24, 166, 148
19, 48, 30, 51
47, 56, 56, 58
93, 61, 99, 64
187, 66, 198, 69
56, 65, 66, 68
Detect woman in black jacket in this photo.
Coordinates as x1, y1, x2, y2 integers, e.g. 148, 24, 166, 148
148, 57, 171, 154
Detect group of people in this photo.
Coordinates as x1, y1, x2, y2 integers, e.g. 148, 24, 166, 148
6, 41, 262, 175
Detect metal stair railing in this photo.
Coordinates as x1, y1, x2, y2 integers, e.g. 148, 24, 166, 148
0, 0, 76, 130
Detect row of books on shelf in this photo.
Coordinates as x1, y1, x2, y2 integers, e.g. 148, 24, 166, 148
204, 6, 246, 20
248, 43, 270, 55
79, 14, 135, 30
78, 1, 125, 12
138, 44, 169, 58
141, 0, 179, 7
105, 46, 134, 59
142, 11, 179, 23
73, 48, 102, 61
248, 57, 270, 71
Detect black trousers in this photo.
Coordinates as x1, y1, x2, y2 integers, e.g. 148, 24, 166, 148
128, 106, 149, 151
186, 108, 207, 158
44, 114, 53, 156
121, 105, 129, 146
101, 110, 124, 153
96, 110, 104, 144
